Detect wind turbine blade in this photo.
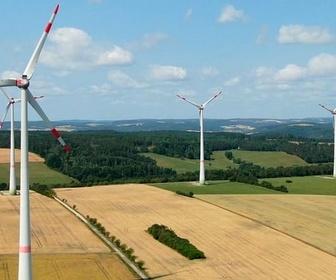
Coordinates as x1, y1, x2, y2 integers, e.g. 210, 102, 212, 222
203, 91, 222, 107
0, 103, 11, 129
1, 88, 12, 100
176, 94, 200, 108
23, 4, 59, 79
0, 79, 17, 87
26, 89, 70, 153
319, 103, 334, 114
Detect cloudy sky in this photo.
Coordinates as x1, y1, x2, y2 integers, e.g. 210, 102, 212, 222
1, 0, 336, 121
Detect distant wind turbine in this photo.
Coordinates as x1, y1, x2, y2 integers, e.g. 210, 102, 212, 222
319, 103, 336, 177
0, 4, 69, 280
177, 91, 222, 185
0, 88, 44, 195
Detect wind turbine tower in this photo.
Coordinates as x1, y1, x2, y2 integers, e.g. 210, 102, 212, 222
0, 5, 69, 280
177, 91, 222, 185
0, 89, 17, 195
319, 103, 336, 177
1, 89, 44, 196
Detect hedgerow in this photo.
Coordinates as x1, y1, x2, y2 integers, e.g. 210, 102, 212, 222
147, 224, 205, 260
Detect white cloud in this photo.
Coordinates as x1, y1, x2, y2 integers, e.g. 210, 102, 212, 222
150, 65, 187, 81
129, 33, 168, 51
1, 70, 21, 79
278, 25, 334, 44
201, 67, 218, 76
97, 46, 133, 66
254, 67, 275, 78
223, 76, 240, 86
90, 83, 114, 95
307, 53, 336, 76
108, 70, 148, 88
218, 5, 245, 23
274, 64, 307, 81
41, 27, 134, 70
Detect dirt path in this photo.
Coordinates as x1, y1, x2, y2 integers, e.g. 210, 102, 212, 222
55, 184, 336, 280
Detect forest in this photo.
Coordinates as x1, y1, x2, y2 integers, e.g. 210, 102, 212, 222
0, 130, 333, 186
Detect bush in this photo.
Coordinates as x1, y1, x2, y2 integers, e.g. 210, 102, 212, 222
147, 224, 205, 260
176, 190, 194, 198
30, 183, 56, 198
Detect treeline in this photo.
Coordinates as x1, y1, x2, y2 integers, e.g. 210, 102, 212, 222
0, 130, 333, 186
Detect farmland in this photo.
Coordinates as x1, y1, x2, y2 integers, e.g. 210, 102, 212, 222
1, 146, 336, 279
151, 176, 336, 195
143, 150, 311, 174
0, 148, 76, 185
0, 191, 136, 279
54, 184, 336, 279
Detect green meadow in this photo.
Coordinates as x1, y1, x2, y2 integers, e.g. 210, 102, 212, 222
0, 162, 76, 186
144, 150, 309, 174
230, 150, 309, 167
151, 176, 336, 195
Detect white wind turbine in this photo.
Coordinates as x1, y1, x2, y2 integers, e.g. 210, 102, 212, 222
0, 89, 44, 196
319, 103, 336, 177
177, 91, 222, 185
0, 4, 70, 279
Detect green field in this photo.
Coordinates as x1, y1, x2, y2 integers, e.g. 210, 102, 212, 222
143, 150, 309, 173
263, 176, 336, 195
151, 176, 336, 195
230, 150, 310, 167
0, 162, 77, 185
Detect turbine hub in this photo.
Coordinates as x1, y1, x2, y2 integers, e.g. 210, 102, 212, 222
17, 76, 30, 89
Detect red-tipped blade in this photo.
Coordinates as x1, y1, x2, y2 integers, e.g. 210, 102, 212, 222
23, 4, 59, 79
176, 94, 201, 108
203, 91, 222, 107
26, 89, 70, 153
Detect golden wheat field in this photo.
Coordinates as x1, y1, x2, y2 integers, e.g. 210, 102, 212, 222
0, 192, 137, 280
0, 148, 44, 163
54, 184, 336, 280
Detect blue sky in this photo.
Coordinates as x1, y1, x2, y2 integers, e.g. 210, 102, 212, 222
1, 0, 336, 121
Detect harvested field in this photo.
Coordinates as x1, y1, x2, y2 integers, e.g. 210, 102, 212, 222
0, 148, 44, 163
55, 184, 336, 280
198, 194, 336, 256
0, 192, 137, 279
0, 254, 134, 280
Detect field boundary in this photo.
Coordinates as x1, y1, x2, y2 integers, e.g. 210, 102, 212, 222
196, 196, 336, 258
53, 196, 149, 280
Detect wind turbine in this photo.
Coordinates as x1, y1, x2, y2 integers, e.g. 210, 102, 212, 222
177, 91, 222, 185
0, 89, 44, 196
319, 103, 336, 177
0, 4, 69, 280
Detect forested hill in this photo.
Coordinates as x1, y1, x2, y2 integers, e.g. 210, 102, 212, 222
2, 118, 333, 139
0, 130, 333, 186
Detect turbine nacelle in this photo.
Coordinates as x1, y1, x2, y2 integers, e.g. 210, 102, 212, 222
17, 76, 30, 89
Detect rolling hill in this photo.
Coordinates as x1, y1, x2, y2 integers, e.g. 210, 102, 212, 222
1, 117, 333, 139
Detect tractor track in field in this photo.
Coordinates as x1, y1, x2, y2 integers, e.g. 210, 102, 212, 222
94, 259, 113, 280
1, 261, 10, 280
51, 260, 62, 279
